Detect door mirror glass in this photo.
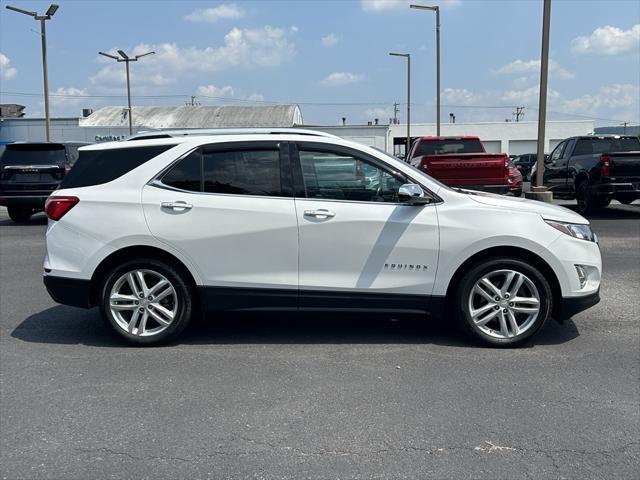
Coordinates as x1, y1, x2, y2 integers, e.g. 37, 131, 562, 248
398, 184, 430, 204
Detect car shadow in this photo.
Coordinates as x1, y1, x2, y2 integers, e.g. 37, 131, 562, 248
0, 212, 48, 226
565, 203, 640, 220
11, 305, 579, 348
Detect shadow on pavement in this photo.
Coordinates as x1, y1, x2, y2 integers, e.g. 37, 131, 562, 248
0, 213, 48, 227
565, 204, 640, 221
12, 305, 580, 348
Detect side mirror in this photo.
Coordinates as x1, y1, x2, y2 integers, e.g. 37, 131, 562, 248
398, 184, 430, 205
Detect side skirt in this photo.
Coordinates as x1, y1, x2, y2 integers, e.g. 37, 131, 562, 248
199, 286, 441, 314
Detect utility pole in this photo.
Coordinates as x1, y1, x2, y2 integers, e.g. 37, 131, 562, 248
389, 53, 411, 160
410, 4, 440, 135
514, 106, 525, 122
623, 122, 628, 134
526, 0, 553, 203
186, 96, 199, 106
6, 4, 59, 142
98, 49, 155, 135
393, 102, 400, 125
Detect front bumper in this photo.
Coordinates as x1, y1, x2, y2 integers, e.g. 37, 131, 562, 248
43, 275, 94, 308
556, 290, 600, 322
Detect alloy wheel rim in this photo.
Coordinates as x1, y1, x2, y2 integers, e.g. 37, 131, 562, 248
109, 269, 178, 337
468, 269, 540, 339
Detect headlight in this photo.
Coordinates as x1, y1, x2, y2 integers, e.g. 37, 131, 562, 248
545, 220, 597, 242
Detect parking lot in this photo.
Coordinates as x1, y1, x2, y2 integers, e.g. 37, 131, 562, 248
0, 200, 638, 479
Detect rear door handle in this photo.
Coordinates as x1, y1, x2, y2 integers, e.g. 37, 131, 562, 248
161, 201, 193, 211
304, 209, 335, 218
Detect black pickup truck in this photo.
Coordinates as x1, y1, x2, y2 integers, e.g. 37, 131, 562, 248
0, 142, 88, 223
541, 135, 640, 214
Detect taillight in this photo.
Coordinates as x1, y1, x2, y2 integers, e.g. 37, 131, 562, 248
600, 155, 611, 177
45, 196, 79, 221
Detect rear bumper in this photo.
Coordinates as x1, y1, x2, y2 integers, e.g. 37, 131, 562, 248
593, 181, 640, 198
556, 290, 600, 322
43, 275, 93, 309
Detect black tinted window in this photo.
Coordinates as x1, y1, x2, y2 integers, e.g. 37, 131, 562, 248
414, 139, 484, 156
574, 137, 640, 156
61, 145, 174, 189
0, 143, 67, 167
203, 149, 282, 196
162, 150, 202, 192
300, 149, 404, 203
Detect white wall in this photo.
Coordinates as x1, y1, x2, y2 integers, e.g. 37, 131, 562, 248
388, 120, 594, 155
0, 118, 135, 143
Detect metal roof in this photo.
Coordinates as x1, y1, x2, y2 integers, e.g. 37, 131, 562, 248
126, 128, 338, 141
79, 105, 303, 129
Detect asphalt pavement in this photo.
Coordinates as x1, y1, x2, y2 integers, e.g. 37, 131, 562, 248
1, 200, 639, 479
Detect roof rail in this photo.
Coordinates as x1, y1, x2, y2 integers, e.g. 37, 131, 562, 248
126, 128, 340, 141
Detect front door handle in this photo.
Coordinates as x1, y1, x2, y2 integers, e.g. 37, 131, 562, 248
304, 209, 336, 218
161, 201, 193, 211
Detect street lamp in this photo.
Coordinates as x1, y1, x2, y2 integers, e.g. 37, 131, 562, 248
389, 53, 411, 160
6, 4, 60, 142
410, 4, 440, 136
98, 49, 155, 135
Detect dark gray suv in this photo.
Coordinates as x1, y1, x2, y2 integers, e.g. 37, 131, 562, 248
0, 142, 88, 223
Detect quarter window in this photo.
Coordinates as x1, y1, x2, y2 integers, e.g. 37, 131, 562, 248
162, 150, 202, 192
299, 149, 404, 203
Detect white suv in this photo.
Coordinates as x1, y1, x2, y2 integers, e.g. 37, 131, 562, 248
43, 130, 601, 346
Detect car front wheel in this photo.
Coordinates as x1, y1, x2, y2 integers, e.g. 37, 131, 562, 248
454, 258, 552, 347
99, 258, 194, 345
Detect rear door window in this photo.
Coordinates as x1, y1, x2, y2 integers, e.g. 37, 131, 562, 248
415, 138, 484, 156
61, 145, 175, 189
159, 144, 287, 197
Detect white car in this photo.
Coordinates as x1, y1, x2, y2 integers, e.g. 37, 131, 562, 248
43, 129, 601, 346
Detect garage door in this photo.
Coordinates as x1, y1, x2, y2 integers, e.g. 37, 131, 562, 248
508, 140, 537, 156
483, 141, 501, 153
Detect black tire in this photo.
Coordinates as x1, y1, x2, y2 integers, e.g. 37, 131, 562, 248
576, 179, 603, 215
7, 205, 32, 223
99, 257, 194, 345
453, 257, 553, 347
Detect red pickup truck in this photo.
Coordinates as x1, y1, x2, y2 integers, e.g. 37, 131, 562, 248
408, 136, 511, 194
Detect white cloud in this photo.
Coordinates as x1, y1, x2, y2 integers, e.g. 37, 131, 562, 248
560, 83, 639, 120
0, 53, 17, 80
91, 26, 296, 90
196, 84, 264, 102
442, 87, 485, 105
320, 72, 365, 86
49, 87, 88, 107
321, 33, 339, 48
495, 59, 574, 80
572, 24, 640, 55
500, 84, 561, 104
365, 107, 393, 120
184, 4, 245, 23
361, 0, 460, 12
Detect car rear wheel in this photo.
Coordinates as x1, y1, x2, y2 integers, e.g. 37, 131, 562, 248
99, 258, 194, 345
7, 205, 32, 223
576, 180, 610, 215
454, 258, 552, 347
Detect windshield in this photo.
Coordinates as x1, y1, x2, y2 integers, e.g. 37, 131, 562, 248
0, 143, 67, 167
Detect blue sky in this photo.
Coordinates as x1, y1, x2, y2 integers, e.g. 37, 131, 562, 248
0, 0, 638, 126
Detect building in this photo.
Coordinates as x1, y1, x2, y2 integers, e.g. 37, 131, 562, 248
0, 105, 303, 144
0, 104, 25, 118
0, 104, 593, 156
309, 120, 595, 156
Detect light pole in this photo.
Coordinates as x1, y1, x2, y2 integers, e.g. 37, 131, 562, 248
6, 4, 59, 142
410, 4, 440, 136
389, 52, 411, 160
98, 49, 155, 135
